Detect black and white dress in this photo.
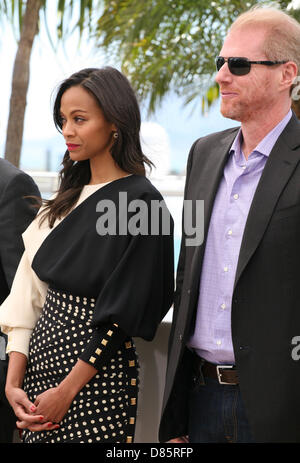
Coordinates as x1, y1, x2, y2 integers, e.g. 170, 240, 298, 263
0, 175, 174, 443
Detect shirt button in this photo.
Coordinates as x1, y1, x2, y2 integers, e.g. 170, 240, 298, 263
227, 229, 233, 236
221, 303, 226, 310
233, 193, 239, 200
216, 340, 222, 346
224, 266, 229, 272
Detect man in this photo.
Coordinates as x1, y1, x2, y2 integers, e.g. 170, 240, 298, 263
0, 158, 40, 442
159, 6, 300, 443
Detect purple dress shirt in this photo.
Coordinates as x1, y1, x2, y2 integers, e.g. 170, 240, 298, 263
188, 109, 292, 365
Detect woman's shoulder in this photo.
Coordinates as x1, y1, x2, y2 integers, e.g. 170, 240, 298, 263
126, 175, 164, 202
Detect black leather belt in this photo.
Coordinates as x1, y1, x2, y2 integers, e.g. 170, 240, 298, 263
195, 355, 239, 385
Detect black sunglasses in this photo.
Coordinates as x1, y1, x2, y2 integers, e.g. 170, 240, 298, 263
216, 56, 288, 76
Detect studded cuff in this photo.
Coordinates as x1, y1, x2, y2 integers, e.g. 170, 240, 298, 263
79, 322, 127, 370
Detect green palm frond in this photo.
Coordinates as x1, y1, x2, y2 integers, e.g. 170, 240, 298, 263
94, 0, 293, 114
0, 0, 100, 43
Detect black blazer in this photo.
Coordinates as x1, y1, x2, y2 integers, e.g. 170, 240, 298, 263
159, 112, 300, 443
0, 158, 40, 303
0, 158, 40, 400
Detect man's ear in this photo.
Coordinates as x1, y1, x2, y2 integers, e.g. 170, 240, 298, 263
281, 61, 298, 92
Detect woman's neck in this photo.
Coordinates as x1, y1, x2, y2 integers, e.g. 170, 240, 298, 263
88, 156, 130, 185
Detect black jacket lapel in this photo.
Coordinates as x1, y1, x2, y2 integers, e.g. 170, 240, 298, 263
234, 114, 300, 289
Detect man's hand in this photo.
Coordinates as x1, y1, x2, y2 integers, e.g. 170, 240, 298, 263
167, 436, 189, 443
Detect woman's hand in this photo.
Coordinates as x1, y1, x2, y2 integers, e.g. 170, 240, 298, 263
9, 356, 97, 432
5, 385, 58, 432
33, 359, 97, 425
34, 385, 74, 424
5, 352, 59, 432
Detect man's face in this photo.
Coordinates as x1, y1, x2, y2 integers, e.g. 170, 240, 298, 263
215, 26, 282, 123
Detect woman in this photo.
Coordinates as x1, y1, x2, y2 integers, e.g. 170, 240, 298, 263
0, 67, 174, 443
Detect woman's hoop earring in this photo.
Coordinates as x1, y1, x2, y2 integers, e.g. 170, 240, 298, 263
113, 131, 118, 139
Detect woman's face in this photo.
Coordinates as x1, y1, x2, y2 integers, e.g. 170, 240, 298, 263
60, 85, 116, 162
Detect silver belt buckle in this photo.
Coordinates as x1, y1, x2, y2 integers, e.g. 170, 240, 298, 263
216, 364, 236, 385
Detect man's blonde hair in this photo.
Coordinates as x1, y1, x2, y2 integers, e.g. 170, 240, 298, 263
230, 4, 300, 77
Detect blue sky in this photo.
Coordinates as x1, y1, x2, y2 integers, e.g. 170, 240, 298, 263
0, 4, 239, 174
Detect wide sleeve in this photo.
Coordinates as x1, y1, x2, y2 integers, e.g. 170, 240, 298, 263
90, 197, 175, 342
78, 201, 174, 370
0, 249, 48, 358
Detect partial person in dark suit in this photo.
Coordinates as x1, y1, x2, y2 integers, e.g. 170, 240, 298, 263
159, 5, 300, 443
0, 158, 40, 442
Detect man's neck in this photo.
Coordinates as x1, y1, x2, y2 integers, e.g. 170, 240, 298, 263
240, 104, 291, 160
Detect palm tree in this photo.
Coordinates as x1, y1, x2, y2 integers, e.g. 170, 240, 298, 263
1, 0, 99, 167
95, 0, 293, 116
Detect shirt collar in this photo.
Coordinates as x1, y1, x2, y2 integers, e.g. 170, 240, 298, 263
230, 109, 293, 159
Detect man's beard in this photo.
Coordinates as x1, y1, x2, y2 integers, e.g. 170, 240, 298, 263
220, 100, 245, 122
220, 94, 271, 123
